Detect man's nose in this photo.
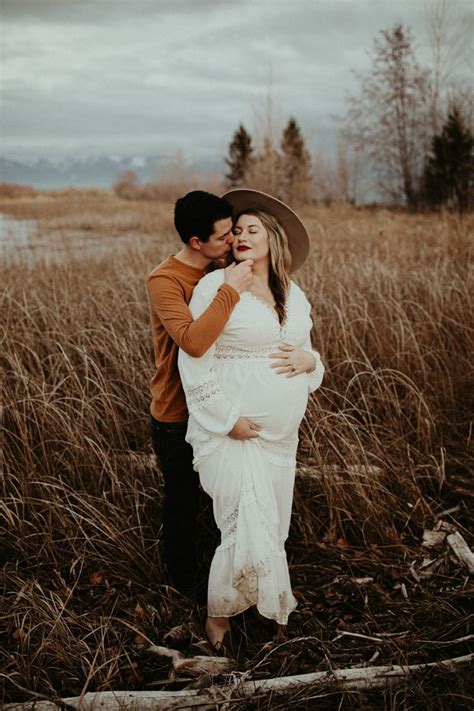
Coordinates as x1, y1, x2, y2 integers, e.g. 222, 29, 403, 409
226, 234, 235, 244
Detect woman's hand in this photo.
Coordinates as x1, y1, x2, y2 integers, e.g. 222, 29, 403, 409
228, 416, 262, 439
268, 344, 316, 378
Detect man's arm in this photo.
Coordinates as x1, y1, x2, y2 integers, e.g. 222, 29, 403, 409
147, 273, 238, 358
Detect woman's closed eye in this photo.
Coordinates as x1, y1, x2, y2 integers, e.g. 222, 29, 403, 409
233, 228, 259, 236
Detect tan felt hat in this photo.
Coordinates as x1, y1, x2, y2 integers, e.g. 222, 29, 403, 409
222, 188, 310, 273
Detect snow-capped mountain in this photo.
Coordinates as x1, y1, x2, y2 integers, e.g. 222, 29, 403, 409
0, 154, 165, 189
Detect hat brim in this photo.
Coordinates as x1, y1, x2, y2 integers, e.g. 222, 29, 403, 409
221, 189, 310, 273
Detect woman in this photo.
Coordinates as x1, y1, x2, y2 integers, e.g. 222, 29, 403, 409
178, 189, 325, 650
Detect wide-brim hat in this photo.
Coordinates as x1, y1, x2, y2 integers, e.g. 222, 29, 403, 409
221, 188, 310, 273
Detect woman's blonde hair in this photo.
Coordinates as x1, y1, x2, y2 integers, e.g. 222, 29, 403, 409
236, 209, 291, 325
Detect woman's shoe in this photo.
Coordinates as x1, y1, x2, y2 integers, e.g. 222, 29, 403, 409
205, 617, 231, 653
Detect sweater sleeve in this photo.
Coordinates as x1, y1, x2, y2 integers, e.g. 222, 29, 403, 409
178, 280, 240, 435
147, 273, 239, 357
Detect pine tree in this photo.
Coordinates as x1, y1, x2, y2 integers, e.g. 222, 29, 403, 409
423, 106, 473, 212
280, 117, 311, 206
225, 125, 254, 188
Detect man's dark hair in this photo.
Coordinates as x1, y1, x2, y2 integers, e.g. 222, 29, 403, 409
174, 190, 233, 244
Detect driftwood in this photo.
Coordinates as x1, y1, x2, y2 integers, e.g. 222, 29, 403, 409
332, 629, 408, 644
125, 452, 383, 485
5, 653, 473, 710
447, 531, 474, 574
147, 644, 234, 677
422, 529, 447, 548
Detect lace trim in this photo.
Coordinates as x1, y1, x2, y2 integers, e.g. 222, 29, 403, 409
184, 379, 221, 412
216, 473, 286, 555
190, 430, 297, 471
258, 437, 298, 467
188, 426, 219, 465
214, 344, 278, 360
219, 504, 239, 547
243, 291, 289, 332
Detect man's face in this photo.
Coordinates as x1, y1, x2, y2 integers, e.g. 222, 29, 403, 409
197, 217, 234, 260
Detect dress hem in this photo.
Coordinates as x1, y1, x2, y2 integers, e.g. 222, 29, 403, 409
207, 599, 298, 626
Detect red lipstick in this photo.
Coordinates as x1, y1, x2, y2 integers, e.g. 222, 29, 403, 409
237, 246, 250, 251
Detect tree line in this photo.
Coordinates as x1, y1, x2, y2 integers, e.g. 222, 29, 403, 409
225, 24, 472, 213
114, 15, 472, 212
225, 119, 311, 208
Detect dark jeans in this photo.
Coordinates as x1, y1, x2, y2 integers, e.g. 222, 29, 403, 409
150, 416, 200, 594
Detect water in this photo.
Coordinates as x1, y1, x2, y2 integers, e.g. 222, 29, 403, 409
0, 213, 140, 265
0, 214, 38, 253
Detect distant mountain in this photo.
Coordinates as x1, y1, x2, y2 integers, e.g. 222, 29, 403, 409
0, 155, 173, 189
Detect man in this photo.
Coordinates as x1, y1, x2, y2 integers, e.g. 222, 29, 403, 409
147, 190, 260, 596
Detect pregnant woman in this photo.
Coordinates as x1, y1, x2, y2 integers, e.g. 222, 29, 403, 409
178, 189, 325, 650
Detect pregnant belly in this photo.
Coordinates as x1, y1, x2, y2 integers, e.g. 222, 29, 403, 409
219, 362, 309, 438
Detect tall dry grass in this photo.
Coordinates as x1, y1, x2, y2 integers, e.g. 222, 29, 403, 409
296, 206, 473, 542
1, 195, 473, 707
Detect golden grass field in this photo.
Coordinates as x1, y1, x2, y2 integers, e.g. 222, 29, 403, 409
1, 191, 473, 709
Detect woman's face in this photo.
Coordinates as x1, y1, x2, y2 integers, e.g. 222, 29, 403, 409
232, 214, 270, 263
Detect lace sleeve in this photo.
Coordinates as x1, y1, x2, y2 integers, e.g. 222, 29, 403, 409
178, 278, 240, 435
300, 289, 325, 394
306, 347, 325, 393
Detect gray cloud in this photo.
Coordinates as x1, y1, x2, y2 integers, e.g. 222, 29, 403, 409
1, 0, 472, 162
1, 0, 231, 23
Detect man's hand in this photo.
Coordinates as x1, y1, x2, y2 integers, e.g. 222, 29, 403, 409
268, 344, 316, 377
228, 416, 261, 440
225, 260, 254, 293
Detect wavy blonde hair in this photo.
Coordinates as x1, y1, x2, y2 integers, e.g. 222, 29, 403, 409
236, 209, 291, 325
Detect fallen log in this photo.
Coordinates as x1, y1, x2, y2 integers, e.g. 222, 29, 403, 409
123, 452, 383, 485
147, 644, 234, 677
5, 653, 473, 710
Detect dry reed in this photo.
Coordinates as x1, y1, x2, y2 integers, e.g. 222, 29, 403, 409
1, 194, 473, 709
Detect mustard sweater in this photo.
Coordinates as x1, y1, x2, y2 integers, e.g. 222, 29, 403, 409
146, 255, 239, 421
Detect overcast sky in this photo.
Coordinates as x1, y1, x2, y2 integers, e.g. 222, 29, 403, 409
1, 0, 472, 164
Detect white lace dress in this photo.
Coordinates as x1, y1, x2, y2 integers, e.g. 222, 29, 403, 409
178, 270, 325, 624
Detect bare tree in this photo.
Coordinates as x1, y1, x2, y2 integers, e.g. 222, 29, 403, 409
334, 133, 364, 204
143, 153, 189, 201
243, 86, 285, 196
424, 0, 473, 135
246, 136, 281, 196
344, 24, 432, 207
113, 170, 139, 200
312, 134, 365, 205
311, 144, 334, 205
